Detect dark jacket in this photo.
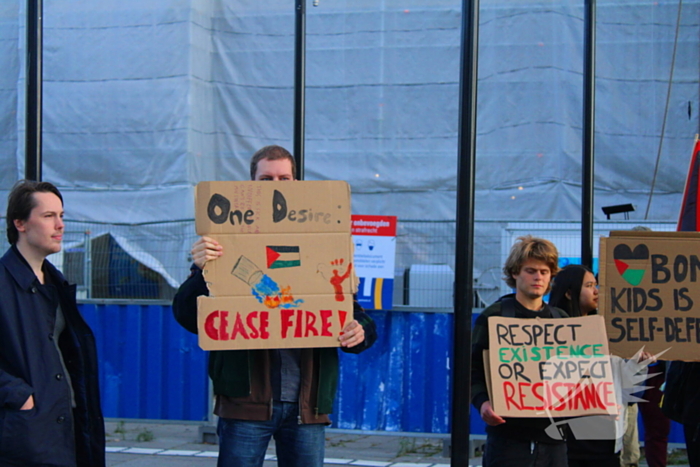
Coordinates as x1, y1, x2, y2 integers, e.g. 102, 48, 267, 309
662, 361, 700, 439
0, 246, 105, 467
471, 294, 569, 444
173, 264, 376, 423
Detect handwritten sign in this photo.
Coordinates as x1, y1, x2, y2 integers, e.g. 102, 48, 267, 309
488, 315, 617, 418
195, 181, 357, 351
197, 295, 352, 350
600, 231, 700, 361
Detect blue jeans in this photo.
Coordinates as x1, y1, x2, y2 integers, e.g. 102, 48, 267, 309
217, 401, 325, 467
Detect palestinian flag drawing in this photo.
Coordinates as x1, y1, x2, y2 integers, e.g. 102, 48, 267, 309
613, 243, 649, 286
266, 246, 301, 269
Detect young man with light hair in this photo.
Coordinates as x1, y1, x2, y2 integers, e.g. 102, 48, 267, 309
471, 235, 568, 467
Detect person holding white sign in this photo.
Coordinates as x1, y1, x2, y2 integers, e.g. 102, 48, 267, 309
471, 235, 569, 467
173, 145, 377, 467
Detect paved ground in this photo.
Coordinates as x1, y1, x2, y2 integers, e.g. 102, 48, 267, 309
104, 420, 689, 467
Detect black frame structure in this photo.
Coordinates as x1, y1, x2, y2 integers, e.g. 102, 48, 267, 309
293, 0, 306, 180
451, 0, 479, 464
25, 0, 43, 181
21, 3, 600, 463
581, 0, 596, 269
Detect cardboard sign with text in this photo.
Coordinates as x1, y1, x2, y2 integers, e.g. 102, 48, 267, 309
195, 181, 357, 351
600, 231, 700, 361
488, 315, 617, 418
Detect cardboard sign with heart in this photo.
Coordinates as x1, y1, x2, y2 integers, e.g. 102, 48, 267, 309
600, 231, 700, 361
613, 244, 649, 286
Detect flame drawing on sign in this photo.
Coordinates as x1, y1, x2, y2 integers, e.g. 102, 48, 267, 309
231, 255, 303, 309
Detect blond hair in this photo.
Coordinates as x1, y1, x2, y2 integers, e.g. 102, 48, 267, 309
503, 235, 559, 289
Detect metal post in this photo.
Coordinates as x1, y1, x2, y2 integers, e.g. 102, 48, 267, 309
84, 230, 92, 299
25, 0, 43, 181
451, 0, 479, 465
293, 0, 306, 180
581, 0, 596, 269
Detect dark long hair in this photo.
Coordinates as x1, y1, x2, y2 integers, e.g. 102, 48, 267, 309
548, 264, 593, 317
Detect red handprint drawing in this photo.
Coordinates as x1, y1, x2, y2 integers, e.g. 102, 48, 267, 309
329, 259, 352, 302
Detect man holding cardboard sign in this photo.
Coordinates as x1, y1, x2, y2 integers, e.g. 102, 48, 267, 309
173, 145, 376, 467
471, 235, 569, 467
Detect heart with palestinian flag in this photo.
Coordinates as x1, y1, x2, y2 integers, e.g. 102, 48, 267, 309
613, 243, 649, 286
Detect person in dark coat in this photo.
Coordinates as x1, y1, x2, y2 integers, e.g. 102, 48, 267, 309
0, 180, 105, 467
662, 361, 700, 467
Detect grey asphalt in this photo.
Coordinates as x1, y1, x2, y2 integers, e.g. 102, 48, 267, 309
104, 420, 688, 467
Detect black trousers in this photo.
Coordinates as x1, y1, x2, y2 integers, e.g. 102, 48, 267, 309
569, 457, 620, 467
483, 433, 567, 467
686, 423, 700, 467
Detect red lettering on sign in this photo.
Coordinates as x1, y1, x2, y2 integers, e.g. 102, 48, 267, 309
204, 310, 230, 341
259, 311, 270, 339
500, 380, 617, 414
320, 310, 333, 336
281, 309, 295, 339
280, 310, 335, 339
205, 310, 222, 341
246, 312, 259, 339
231, 312, 250, 340
601, 381, 614, 407
203, 310, 272, 341
503, 381, 518, 410
573, 385, 588, 410
305, 312, 318, 337
295, 309, 303, 338
518, 382, 534, 410
551, 382, 568, 411
338, 310, 348, 331
532, 382, 545, 411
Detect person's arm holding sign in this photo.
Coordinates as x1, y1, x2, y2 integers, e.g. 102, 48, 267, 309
172, 236, 223, 333
340, 300, 377, 352
480, 401, 505, 426
471, 311, 505, 426
191, 236, 223, 269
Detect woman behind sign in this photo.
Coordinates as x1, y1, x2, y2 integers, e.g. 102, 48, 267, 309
549, 264, 651, 467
